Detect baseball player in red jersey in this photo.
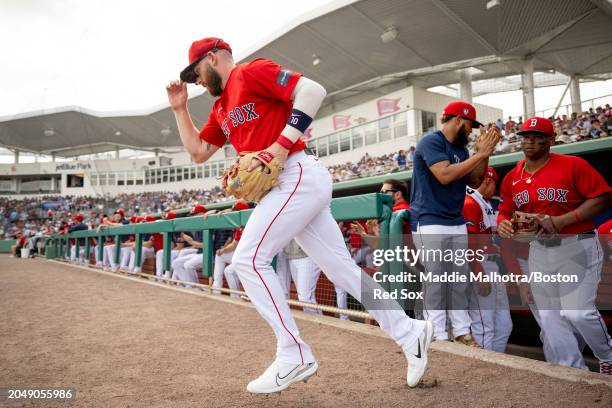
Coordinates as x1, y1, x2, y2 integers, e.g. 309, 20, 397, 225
497, 116, 612, 374
167, 37, 434, 393
463, 167, 512, 352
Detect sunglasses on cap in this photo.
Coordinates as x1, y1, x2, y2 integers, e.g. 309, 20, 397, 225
380, 189, 398, 194
180, 39, 220, 84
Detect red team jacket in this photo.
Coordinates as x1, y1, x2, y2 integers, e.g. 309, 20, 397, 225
497, 153, 610, 234
199, 59, 306, 155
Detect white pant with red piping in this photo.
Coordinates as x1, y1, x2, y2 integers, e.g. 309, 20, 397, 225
231, 151, 423, 365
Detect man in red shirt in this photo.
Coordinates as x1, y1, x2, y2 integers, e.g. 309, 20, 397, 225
497, 116, 612, 374
167, 37, 433, 392
463, 167, 512, 352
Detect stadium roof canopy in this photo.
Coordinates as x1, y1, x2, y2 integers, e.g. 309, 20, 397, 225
2, 0, 612, 157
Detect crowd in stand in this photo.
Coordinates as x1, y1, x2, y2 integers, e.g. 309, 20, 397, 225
1, 105, 610, 241
493, 104, 612, 154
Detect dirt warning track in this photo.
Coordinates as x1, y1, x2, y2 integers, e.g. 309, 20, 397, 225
1, 255, 610, 407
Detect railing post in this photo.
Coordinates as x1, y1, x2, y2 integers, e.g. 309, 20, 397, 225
114, 235, 121, 268
202, 230, 214, 277
98, 235, 104, 265
135, 233, 143, 269
389, 210, 409, 310
84, 237, 90, 265
65, 237, 70, 259
74, 238, 80, 263
378, 194, 393, 292
163, 232, 171, 274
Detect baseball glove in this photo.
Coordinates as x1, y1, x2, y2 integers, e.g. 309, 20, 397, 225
222, 151, 283, 203
511, 211, 553, 242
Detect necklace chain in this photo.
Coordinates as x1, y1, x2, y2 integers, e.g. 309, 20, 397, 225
518, 156, 551, 185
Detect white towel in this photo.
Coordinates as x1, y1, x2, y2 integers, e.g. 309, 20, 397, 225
466, 187, 497, 232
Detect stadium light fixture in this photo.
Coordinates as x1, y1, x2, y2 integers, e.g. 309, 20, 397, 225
312, 54, 321, 66
486, 0, 500, 9
381, 26, 398, 44
44, 128, 55, 137
161, 128, 172, 137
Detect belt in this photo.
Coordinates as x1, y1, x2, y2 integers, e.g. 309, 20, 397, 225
536, 230, 596, 247
240, 148, 315, 157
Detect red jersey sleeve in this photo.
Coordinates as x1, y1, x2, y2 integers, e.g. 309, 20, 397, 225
234, 228, 243, 241
497, 172, 517, 224
199, 107, 227, 147
570, 156, 610, 200
462, 197, 482, 234
242, 59, 302, 103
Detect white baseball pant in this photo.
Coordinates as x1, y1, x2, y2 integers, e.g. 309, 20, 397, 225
230, 151, 424, 365
221, 264, 242, 298
128, 246, 155, 273
517, 258, 588, 368
288, 257, 322, 315
103, 245, 132, 271
275, 251, 292, 299
155, 249, 180, 277
171, 248, 200, 282
70, 245, 85, 263
213, 250, 236, 293
92, 245, 101, 265
529, 237, 612, 365
412, 223, 472, 340
468, 260, 512, 352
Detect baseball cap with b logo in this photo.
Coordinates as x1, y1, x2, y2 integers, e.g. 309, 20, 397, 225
180, 37, 232, 83
442, 101, 483, 128
484, 166, 498, 182
516, 116, 554, 137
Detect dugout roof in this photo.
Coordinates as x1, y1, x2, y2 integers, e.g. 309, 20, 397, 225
2, 0, 612, 157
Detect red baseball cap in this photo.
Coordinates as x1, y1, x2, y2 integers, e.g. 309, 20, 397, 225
484, 166, 498, 182
442, 101, 483, 128
114, 208, 125, 216
135, 216, 144, 223
180, 37, 232, 83
191, 204, 207, 214
165, 211, 177, 220
145, 215, 156, 222
516, 117, 554, 137
232, 200, 250, 211
130, 216, 137, 223
74, 214, 83, 222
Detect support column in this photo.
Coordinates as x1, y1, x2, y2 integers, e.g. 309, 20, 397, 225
459, 69, 473, 103
115, 147, 120, 159
14, 150, 19, 164
569, 75, 582, 115
51, 153, 56, 162
521, 58, 535, 119
154, 148, 160, 157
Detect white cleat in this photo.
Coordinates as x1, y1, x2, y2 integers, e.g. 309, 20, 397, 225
246, 360, 318, 394
404, 320, 434, 387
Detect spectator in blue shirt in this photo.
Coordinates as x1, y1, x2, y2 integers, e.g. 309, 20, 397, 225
393, 150, 407, 170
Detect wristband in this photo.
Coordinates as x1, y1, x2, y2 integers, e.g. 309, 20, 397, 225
276, 135, 294, 150
287, 108, 312, 133
256, 150, 274, 164
571, 210, 580, 222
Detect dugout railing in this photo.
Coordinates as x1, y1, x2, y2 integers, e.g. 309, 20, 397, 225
45, 193, 410, 311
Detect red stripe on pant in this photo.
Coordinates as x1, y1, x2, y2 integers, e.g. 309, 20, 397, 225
251, 163, 305, 364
